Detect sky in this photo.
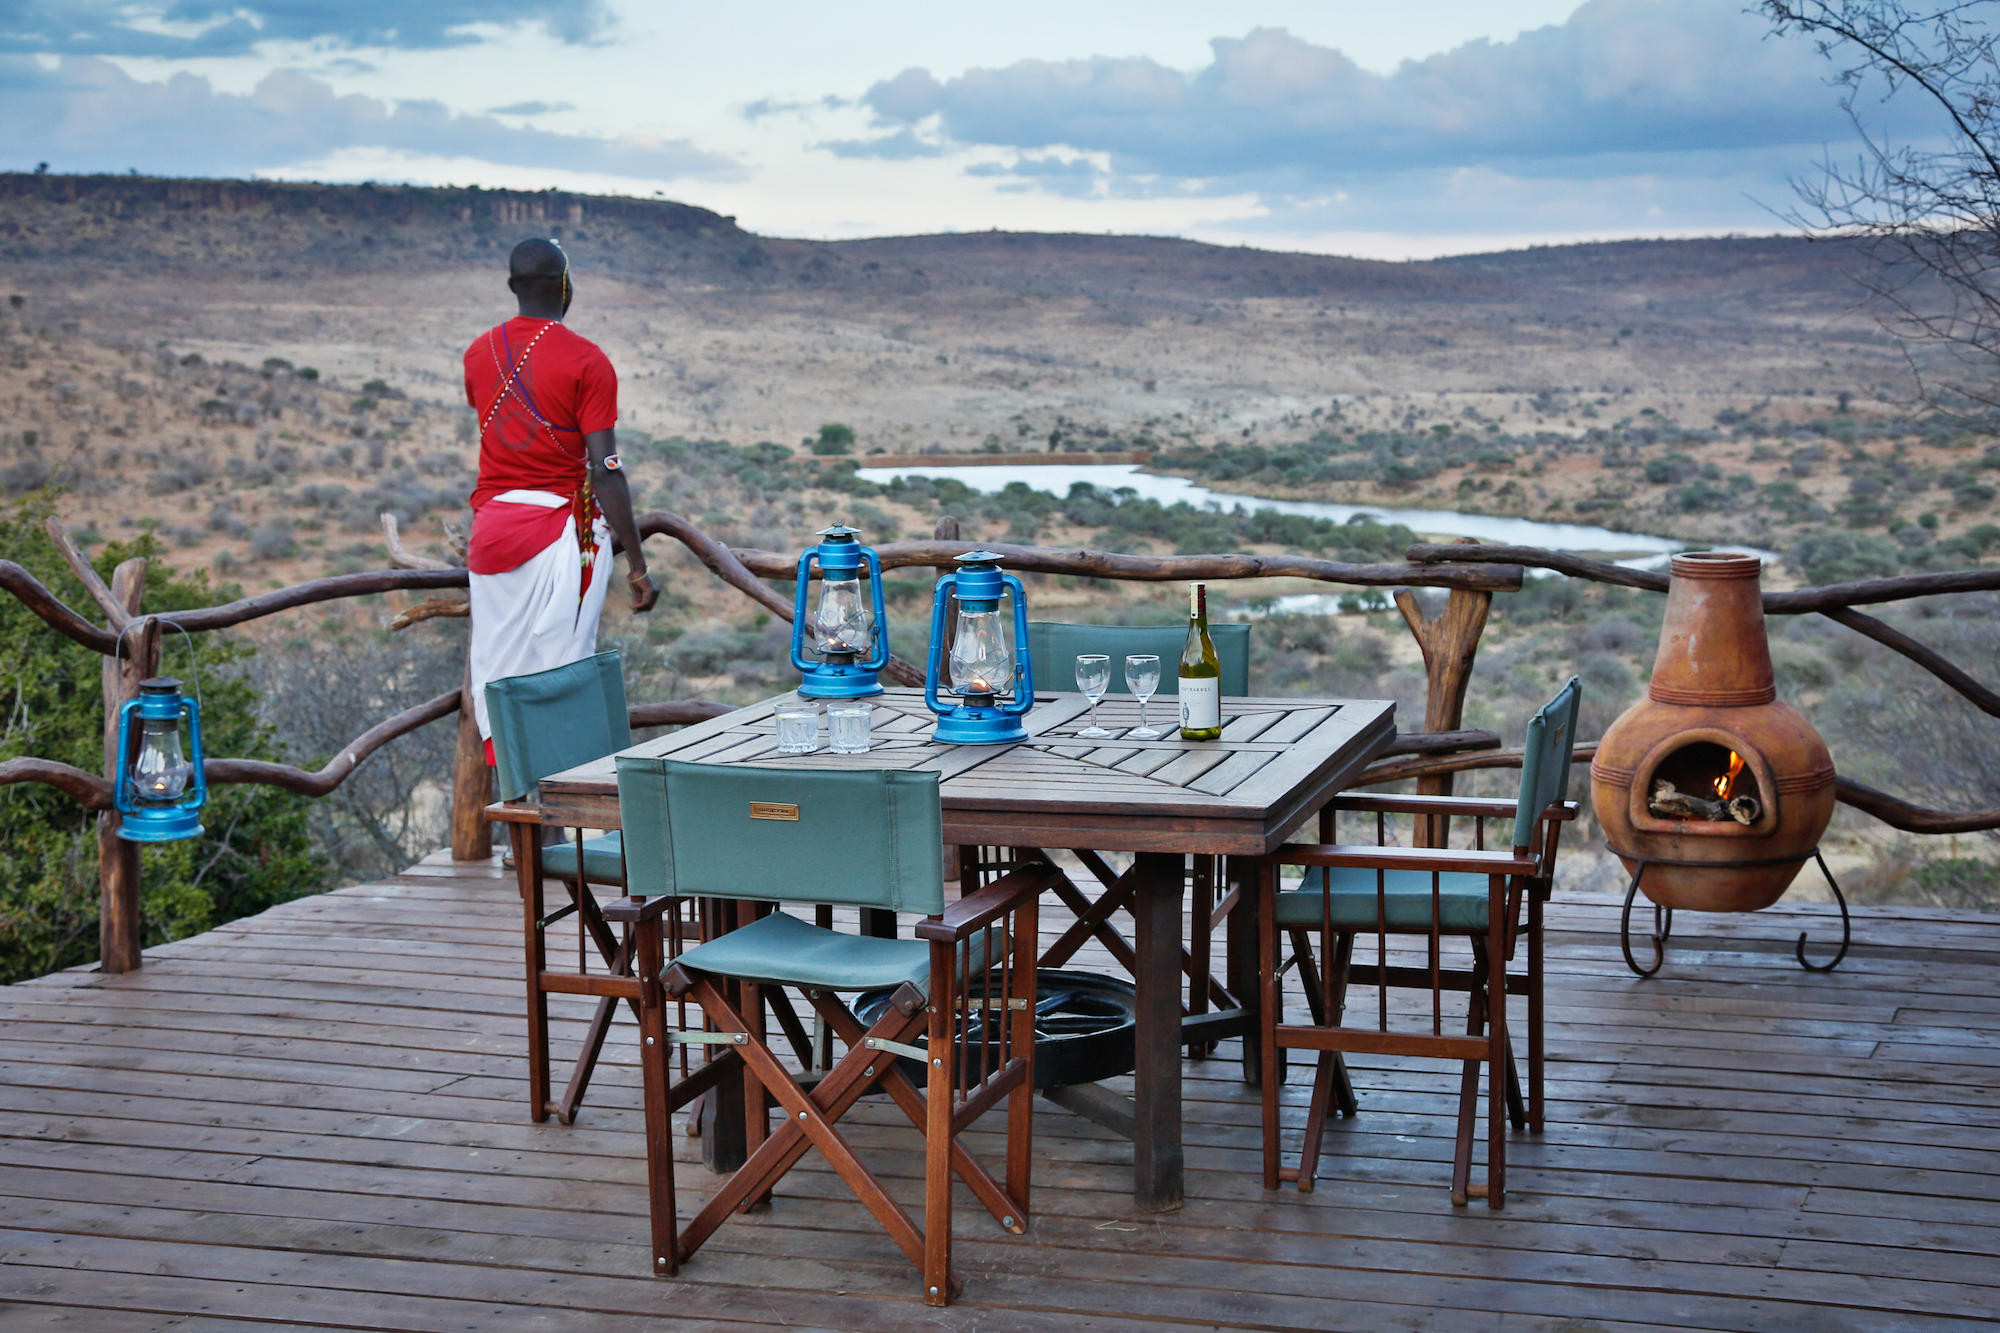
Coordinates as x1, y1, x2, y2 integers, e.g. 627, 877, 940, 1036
0, 0, 1926, 259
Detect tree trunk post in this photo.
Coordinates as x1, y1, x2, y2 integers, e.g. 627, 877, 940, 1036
451, 657, 493, 860
98, 558, 154, 974
1394, 577, 1492, 849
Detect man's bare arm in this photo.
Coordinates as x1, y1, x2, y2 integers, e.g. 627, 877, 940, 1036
584, 428, 657, 613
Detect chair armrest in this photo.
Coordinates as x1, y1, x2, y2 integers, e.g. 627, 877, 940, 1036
1258, 843, 1541, 877
1380, 728, 1502, 756
1325, 792, 1523, 819
915, 863, 1059, 943
600, 894, 678, 924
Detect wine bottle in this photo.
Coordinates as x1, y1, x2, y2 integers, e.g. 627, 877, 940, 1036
1178, 582, 1221, 741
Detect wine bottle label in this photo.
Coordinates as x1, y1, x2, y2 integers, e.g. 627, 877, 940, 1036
1179, 677, 1220, 731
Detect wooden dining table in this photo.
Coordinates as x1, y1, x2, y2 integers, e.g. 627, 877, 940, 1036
512, 686, 1394, 1211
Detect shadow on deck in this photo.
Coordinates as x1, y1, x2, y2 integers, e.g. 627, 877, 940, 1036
2, 852, 1997, 1331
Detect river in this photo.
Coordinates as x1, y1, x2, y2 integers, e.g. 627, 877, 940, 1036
853, 461, 1765, 615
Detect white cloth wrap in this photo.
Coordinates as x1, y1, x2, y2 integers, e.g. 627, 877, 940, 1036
468, 491, 612, 740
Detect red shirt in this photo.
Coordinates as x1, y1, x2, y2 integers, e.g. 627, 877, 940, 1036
463, 318, 618, 572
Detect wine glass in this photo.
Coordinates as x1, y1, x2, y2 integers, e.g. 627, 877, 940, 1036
1074, 654, 1112, 738
1125, 654, 1163, 738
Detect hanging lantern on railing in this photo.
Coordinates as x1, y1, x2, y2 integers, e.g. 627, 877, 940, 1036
790, 524, 890, 699
114, 677, 206, 842
925, 551, 1034, 744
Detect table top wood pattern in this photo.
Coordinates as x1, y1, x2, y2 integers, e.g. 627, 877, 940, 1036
533, 689, 1395, 855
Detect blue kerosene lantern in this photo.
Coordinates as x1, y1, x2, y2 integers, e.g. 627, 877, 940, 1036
925, 551, 1034, 744
114, 677, 206, 842
790, 524, 890, 699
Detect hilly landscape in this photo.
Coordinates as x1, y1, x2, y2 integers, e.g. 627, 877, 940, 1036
3, 172, 1998, 931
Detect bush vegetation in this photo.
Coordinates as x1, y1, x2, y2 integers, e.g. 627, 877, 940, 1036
0, 494, 331, 984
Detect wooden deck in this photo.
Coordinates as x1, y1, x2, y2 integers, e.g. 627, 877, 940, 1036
2, 853, 1997, 1332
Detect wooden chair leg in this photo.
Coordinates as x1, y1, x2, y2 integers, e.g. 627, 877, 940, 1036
1225, 858, 1260, 1086
1295, 1052, 1338, 1193
1504, 1044, 1528, 1132
1330, 933, 1360, 1119
1528, 894, 1546, 1134
814, 992, 1024, 1231
1486, 915, 1508, 1210
925, 954, 957, 1307
1450, 950, 1488, 1208
671, 976, 930, 1273
1188, 855, 1213, 1058
1257, 864, 1284, 1189
633, 918, 679, 1276
513, 823, 552, 1123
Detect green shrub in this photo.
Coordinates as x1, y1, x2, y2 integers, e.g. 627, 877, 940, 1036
0, 495, 330, 984
1785, 532, 1902, 585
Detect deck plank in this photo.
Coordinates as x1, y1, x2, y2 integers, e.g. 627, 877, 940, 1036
2, 856, 1997, 1331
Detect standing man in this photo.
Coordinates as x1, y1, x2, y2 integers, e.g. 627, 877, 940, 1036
463, 237, 657, 761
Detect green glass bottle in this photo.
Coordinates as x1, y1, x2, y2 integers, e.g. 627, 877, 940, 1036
1178, 582, 1221, 741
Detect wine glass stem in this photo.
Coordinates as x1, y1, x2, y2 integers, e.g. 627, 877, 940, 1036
1088, 698, 1100, 728
1138, 696, 1148, 731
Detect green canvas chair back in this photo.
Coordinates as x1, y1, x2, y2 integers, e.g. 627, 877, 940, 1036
1513, 676, 1582, 849
486, 650, 632, 801
1027, 621, 1251, 697
617, 758, 946, 915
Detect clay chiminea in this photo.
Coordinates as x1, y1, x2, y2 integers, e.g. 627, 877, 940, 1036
1590, 552, 1836, 912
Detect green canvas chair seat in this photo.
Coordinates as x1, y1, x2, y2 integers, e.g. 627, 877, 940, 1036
540, 832, 626, 885
672, 909, 1001, 998
1277, 867, 1493, 935
1027, 620, 1250, 696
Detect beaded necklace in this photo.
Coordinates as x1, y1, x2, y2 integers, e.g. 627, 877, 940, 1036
481, 319, 580, 456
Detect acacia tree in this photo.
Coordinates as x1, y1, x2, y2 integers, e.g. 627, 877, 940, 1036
1764, 1, 2000, 408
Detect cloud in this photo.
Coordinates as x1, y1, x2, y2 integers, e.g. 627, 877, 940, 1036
743, 94, 851, 121
966, 153, 1105, 198
853, 0, 1889, 195
0, 1, 612, 56
488, 101, 576, 116
819, 128, 948, 160
2, 57, 741, 181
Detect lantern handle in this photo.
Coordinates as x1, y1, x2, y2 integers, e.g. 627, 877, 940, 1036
111, 616, 202, 710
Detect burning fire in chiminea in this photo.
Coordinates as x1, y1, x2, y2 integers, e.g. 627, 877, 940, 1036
1646, 744, 1763, 826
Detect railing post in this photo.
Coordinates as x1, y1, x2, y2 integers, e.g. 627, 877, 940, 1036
1394, 581, 1492, 849
98, 558, 154, 973
451, 656, 493, 860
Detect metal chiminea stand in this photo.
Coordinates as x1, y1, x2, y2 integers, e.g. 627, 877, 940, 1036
1617, 849, 1851, 977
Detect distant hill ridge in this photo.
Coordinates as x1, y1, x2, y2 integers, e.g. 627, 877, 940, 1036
0, 172, 1867, 311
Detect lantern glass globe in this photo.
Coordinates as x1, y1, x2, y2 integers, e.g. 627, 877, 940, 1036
134, 716, 192, 800
948, 605, 1013, 698
811, 576, 874, 656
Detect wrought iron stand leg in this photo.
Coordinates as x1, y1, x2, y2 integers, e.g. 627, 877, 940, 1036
1619, 862, 1667, 978
1796, 849, 1851, 973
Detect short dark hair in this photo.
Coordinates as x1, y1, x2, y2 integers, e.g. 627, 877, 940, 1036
507, 237, 567, 302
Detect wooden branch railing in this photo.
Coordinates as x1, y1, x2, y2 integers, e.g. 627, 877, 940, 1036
1404, 540, 2000, 831
0, 757, 113, 809
206, 688, 462, 796
732, 538, 1525, 591
12, 500, 2000, 975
